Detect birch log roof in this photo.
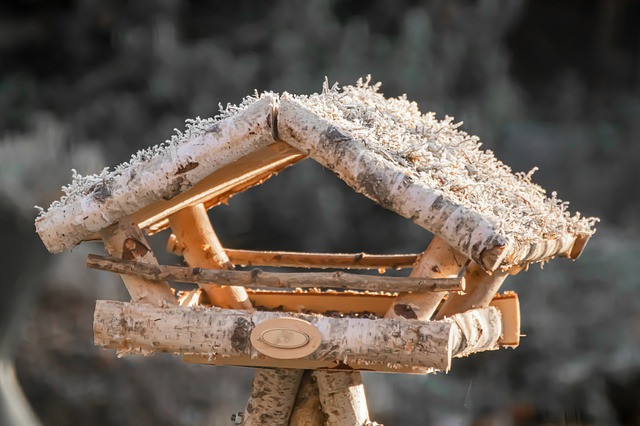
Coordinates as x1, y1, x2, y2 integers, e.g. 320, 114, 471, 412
35, 77, 597, 270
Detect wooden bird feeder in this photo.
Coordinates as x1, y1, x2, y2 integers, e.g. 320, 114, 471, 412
35, 78, 597, 425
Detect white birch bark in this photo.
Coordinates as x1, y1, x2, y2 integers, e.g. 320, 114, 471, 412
93, 301, 502, 370
36, 95, 276, 253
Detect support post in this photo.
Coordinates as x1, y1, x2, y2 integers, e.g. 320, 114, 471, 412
386, 236, 467, 320
244, 369, 303, 426
100, 218, 176, 306
313, 371, 370, 426
289, 371, 324, 426
435, 262, 509, 320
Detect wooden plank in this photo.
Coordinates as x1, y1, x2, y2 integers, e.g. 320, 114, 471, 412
128, 142, 305, 234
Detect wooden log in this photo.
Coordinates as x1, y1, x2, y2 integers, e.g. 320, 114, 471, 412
93, 301, 502, 370
244, 369, 303, 426
313, 371, 369, 426
36, 95, 278, 254
99, 219, 176, 307
85, 254, 464, 293
288, 371, 324, 426
168, 204, 252, 309
223, 248, 418, 270
386, 236, 467, 320
434, 262, 508, 320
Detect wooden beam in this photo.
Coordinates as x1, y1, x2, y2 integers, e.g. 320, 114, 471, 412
93, 301, 503, 371
99, 219, 176, 307
223, 248, 418, 270
244, 369, 302, 426
86, 254, 464, 293
168, 204, 251, 309
386, 236, 467, 320
434, 262, 509, 320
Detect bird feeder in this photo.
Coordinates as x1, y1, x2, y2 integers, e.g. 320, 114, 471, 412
34, 78, 597, 425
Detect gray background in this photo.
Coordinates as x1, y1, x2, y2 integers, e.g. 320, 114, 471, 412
1, 1, 639, 424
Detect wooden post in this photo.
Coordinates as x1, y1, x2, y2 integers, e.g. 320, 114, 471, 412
313, 371, 370, 426
85, 254, 464, 293
100, 218, 176, 306
244, 369, 303, 426
168, 204, 251, 309
386, 236, 467, 320
289, 371, 324, 426
434, 262, 508, 320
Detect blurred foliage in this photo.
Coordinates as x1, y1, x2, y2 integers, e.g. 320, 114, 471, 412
1, 0, 640, 424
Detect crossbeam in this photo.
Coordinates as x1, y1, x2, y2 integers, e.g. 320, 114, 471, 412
86, 254, 464, 293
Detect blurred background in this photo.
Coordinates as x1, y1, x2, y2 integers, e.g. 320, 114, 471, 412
1, 0, 639, 424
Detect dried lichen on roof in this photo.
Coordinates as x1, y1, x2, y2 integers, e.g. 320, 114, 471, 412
290, 77, 598, 251
35, 90, 272, 217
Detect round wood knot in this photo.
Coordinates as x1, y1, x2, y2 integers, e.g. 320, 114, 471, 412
250, 318, 321, 359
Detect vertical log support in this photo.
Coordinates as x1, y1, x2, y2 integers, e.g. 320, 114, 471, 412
386, 236, 467, 320
100, 218, 176, 306
435, 262, 509, 319
289, 371, 325, 426
313, 371, 370, 426
244, 369, 303, 426
168, 204, 251, 309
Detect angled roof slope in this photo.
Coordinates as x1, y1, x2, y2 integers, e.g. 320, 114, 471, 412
35, 78, 597, 270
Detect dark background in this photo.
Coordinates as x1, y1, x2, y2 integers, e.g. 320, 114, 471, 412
1, 0, 639, 425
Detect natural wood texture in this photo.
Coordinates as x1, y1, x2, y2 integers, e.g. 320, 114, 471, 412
244, 369, 303, 426
276, 98, 591, 270
386, 237, 467, 320
99, 219, 176, 306
137, 142, 305, 234
85, 254, 464, 293
224, 248, 418, 270
36, 96, 279, 253
313, 371, 370, 426
435, 262, 509, 320
168, 204, 252, 309
289, 371, 324, 426
246, 290, 520, 348
93, 301, 503, 371
489, 292, 520, 347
